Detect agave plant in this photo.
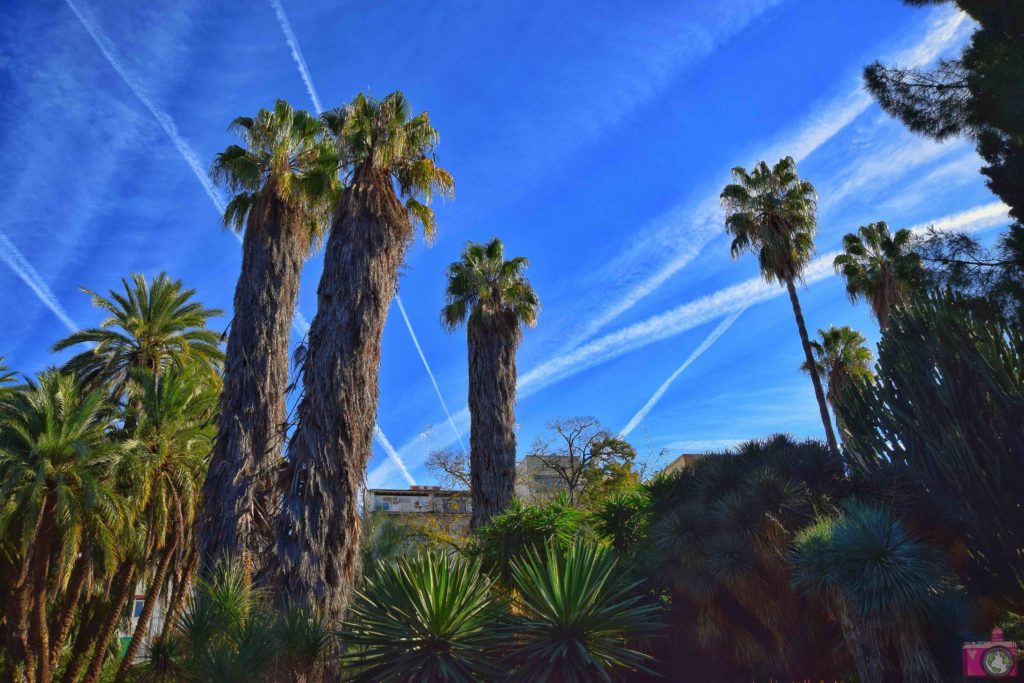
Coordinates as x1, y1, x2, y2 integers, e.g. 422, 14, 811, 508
341, 552, 506, 682
505, 542, 661, 682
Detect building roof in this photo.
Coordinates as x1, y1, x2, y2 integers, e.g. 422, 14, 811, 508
366, 487, 469, 497
661, 453, 710, 475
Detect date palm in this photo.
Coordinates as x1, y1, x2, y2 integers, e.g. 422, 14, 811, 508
721, 156, 838, 454
274, 91, 453, 619
52, 272, 223, 393
114, 366, 218, 682
199, 99, 339, 574
0, 372, 124, 683
801, 326, 874, 439
441, 238, 539, 528
833, 221, 922, 329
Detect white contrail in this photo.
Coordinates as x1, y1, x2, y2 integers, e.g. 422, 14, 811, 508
64, 0, 224, 214
66, 0, 313, 336
270, 0, 323, 115
619, 306, 747, 438
0, 230, 78, 333
395, 295, 468, 456
270, 2, 462, 476
568, 8, 971, 348
401, 200, 1010, 460
374, 425, 415, 486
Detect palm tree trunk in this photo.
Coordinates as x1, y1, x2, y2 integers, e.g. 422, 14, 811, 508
113, 535, 178, 682
160, 543, 197, 639
198, 192, 308, 576
48, 541, 91, 670
3, 500, 49, 681
785, 277, 840, 454
78, 564, 136, 683
27, 498, 57, 683
467, 315, 520, 529
274, 179, 411, 621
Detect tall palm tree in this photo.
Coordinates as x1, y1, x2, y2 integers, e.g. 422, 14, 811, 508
199, 99, 339, 574
52, 272, 223, 392
0, 372, 124, 683
801, 325, 874, 432
274, 91, 453, 620
833, 221, 922, 329
441, 238, 538, 528
721, 156, 839, 454
113, 366, 218, 682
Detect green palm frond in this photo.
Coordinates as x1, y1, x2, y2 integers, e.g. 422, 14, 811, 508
721, 156, 819, 285
212, 99, 340, 246
801, 325, 874, 409
341, 551, 506, 682
328, 91, 454, 238
52, 272, 223, 394
833, 221, 923, 327
441, 237, 540, 333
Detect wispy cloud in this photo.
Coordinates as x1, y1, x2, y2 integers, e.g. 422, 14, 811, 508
0, 230, 78, 333
270, 0, 323, 115
522, 200, 1007, 400
399, 199, 1009, 464
373, 426, 415, 486
64, 0, 314, 337
567, 8, 971, 349
63, 0, 224, 215
395, 295, 468, 456
619, 306, 747, 438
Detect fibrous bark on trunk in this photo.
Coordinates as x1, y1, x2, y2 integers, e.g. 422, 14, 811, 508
274, 177, 410, 622
467, 314, 520, 529
785, 277, 840, 455
199, 191, 308, 575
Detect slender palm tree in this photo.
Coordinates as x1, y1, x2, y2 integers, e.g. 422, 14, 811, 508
721, 156, 839, 454
801, 325, 874, 414
0, 372, 124, 683
52, 272, 223, 392
274, 91, 453, 620
199, 99, 339, 574
441, 238, 538, 528
833, 221, 922, 329
113, 366, 217, 682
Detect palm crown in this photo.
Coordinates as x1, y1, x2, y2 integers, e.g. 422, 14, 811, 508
721, 156, 819, 284
52, 273, 223, 392
833, 221, 922, 329
441, 238, 539, 332
212, 99, 340, 248
323, 91, 454, 240
801, 325, 874, 408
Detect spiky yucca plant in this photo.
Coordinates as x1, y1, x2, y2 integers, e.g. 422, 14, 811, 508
341, 552, 506, 682
505, 542, 660, 682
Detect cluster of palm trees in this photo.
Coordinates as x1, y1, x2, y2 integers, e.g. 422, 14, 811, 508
1, 274, 223, 683
195, 92, 539, 624
722, 156, 924, 446
1, 89, 544, 680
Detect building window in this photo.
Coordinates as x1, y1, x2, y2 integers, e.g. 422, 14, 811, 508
382, 501, 390, 511
133, 599, 144, 618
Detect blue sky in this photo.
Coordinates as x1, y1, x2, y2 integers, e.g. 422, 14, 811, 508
0, 0, 1010, 488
